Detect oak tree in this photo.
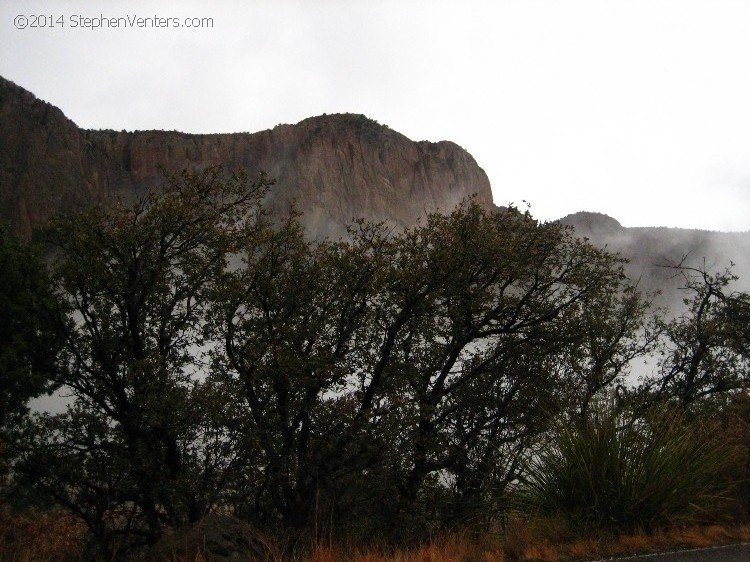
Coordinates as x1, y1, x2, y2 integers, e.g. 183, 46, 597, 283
13, 166, 271, 556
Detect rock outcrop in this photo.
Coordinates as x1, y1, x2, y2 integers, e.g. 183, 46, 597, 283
0, 76, 493, 239
146, 515, 272, 561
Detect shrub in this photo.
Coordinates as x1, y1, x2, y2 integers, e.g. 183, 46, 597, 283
519, 404, 734, 532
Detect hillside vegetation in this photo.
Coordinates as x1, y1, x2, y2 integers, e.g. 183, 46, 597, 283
1, 167, 749, 560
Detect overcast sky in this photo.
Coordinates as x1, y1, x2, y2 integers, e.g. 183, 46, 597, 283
2, 0, 750, 231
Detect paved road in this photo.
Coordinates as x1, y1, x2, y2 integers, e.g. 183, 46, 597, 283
595, 543, 750, 561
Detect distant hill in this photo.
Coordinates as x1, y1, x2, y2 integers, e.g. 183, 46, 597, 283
560, 211, 750, 303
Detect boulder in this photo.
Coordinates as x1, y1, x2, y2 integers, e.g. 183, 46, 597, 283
147, 515, 273, 562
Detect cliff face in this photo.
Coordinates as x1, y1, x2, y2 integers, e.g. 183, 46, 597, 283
4, 76, 747, 300
0, 77, 493, 239
0, 77, 96, 237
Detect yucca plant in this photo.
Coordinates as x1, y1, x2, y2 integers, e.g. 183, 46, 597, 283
518, 403, 735, 532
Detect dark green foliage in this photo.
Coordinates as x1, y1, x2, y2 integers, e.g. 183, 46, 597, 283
519, 403, 733, 532
12, 167, 272, 557
0, 224, 62, 428
10, 167, 750, 555
210, 213, 388, 533
0, 224, 64, 504
210, 198, 653, 541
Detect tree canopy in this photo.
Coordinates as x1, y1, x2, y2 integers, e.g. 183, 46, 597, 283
0, 224, 62, 428
6, 167, 749, 557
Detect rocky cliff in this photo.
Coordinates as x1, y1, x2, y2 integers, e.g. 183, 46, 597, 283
0, 76, 493, 239
3, 76, 748, 300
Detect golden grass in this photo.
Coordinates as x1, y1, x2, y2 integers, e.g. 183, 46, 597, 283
737, 524, 750, 542
611, 531, 652, 557
340, 522, 750, 562
582, 524, 750, 561
0, 504, 86, 561
565, 538, 601, 560
3, 505, 750, 562
310, 543, 337, 562
520, 544, 558, 561
703, 524, 735, 542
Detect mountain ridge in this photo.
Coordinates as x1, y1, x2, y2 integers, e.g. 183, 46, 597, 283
2, 75, 749, 298
0, 75, 492, 239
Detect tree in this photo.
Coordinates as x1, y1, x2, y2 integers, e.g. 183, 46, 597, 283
12, 166, 272, 556
11, 174, 654, 549
0, 224, 62, 428
641, 263, 750, 409
211, 200, 650, 539
209, 213, 392, 533
558, 279, 659, 420
359, 203, 650, 528
0, 224, 64, 494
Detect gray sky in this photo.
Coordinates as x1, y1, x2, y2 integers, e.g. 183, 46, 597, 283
2, 0, 750, 231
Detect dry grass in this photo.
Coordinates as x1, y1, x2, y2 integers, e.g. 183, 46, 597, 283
737, 524, 750, 542
519, 545, 558, 561
565, 538, 601, 560
2, 506, 750, 562
310, 543, 337, 562
307, 530, 508, 562
0, 504, 86, 561
613, 531, 653, 555
330, 522, 750, 562
583, 524, 750, 561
